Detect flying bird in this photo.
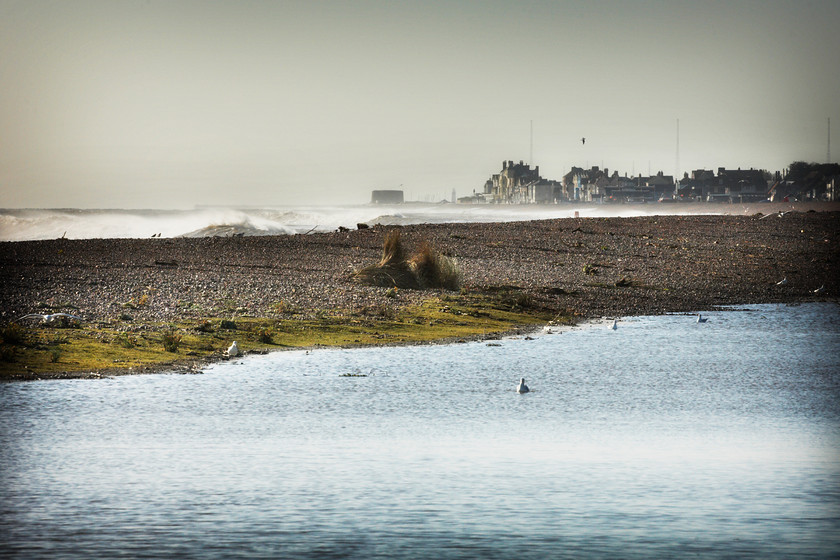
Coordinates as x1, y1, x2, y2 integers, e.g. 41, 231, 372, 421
581, 137, 586, 145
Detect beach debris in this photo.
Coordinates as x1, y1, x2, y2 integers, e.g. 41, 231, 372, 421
226, 341, 241, 357
758, 211, 788, 220
583, 263, 599, 275
357, 223, 370, 230
614, 276, 632, 287
17, 313, 82, 327
541, 286, 569, 295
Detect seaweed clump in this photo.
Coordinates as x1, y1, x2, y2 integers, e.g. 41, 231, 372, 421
353, 230, 461, 290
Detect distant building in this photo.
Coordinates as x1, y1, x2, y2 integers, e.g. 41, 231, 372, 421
371, 190, 404, 204
483, 160, 562, 203
476, 161, 795, 204
561, 166, 660, 202
707, 168, 768, 202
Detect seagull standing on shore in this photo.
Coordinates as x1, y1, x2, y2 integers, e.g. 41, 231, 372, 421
517, 378, 530, 394
227, 341, 241, 357
776, 277, 788, 286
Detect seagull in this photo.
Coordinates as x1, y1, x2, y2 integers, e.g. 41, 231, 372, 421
17, 312, 82, 324
776, 277, 788, 286
226, 341, 241, 357
517, 378, 530, 394
581, 137, 586, 145
696, 313, 708, 323
813, 284, 825, 294
611, 318, 618, 330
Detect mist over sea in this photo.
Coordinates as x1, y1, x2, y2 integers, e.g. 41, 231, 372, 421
0, 202, 801, 242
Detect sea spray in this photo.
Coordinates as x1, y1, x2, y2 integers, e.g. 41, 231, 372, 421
1, 203, 727, 241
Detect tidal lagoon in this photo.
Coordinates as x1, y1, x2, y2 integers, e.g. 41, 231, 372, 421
1, 303, 838, 558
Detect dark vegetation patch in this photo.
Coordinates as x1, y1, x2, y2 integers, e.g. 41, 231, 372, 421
352, 230, 461, 290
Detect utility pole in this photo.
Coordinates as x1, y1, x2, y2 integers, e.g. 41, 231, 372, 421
828, 117, 832, 163
530, 120, 534, 166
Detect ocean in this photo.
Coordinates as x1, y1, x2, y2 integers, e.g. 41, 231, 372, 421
0, 203, 765, 242
1, 303, 839, 558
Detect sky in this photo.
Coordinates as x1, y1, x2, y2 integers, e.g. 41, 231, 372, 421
1, 0, 839, 208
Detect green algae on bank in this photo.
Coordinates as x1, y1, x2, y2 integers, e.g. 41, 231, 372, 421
0, 291, 567, 381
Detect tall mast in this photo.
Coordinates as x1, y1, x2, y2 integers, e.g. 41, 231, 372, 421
530, 120, 534, 166
675, 118, 680, 197
676, 118, 680, 183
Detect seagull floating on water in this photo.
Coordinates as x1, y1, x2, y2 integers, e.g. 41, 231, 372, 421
517, 378, 530, 394
696, 313, 708, 323
611, 318, 618, 330
776, 277, 787, 286
226, 341, 241, 357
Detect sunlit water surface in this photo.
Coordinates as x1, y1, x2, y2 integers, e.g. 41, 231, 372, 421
2, 303, 839, 558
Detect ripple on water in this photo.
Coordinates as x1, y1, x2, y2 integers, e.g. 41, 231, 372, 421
1, 303, 839, 559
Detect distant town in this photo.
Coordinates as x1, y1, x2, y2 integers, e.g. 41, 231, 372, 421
372, 160, 839, 205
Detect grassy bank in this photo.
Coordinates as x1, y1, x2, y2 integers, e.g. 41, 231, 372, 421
0, 287, 567, 381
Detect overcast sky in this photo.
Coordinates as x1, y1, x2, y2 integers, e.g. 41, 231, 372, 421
1, 0, 838, 208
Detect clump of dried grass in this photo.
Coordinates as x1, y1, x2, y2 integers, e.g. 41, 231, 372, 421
353, 230, 461, 290
408, 242, 461, 291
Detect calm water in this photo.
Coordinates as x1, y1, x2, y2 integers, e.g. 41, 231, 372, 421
2, 303, 839, 559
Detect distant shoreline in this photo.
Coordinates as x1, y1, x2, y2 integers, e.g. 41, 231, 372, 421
1, 211, 837, 380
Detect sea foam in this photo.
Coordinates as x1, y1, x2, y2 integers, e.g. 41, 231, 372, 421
0, 204, 722, 241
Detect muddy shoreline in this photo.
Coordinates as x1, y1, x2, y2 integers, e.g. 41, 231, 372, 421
1, 211, 838, 379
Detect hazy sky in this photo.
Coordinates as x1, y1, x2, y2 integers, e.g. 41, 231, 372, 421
2, 0, 839, 208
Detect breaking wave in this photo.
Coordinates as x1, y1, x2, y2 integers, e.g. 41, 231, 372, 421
0, 203, 741, 242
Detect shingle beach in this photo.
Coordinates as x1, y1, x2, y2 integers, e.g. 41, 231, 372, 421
1, 208, 837, 379
3, 210, 837, 322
